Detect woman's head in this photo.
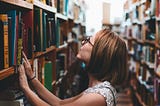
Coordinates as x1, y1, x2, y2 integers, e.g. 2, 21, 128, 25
76, 34, 95, 64
77, 29, 128, 85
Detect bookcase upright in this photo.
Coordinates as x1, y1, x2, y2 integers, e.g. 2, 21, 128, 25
0, 0, 86, 104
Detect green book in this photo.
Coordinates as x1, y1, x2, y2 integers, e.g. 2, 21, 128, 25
44, 61, 53, 92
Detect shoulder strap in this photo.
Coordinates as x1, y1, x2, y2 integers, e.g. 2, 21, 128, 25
105, 87, 116, 106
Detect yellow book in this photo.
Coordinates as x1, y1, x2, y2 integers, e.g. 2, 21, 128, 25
0, 14, 9, 68
42, 0, 46, 4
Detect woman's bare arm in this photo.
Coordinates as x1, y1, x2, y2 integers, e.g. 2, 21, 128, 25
18, 65, 50, 106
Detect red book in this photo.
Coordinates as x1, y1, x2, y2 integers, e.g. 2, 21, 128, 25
22, 11, 33, 59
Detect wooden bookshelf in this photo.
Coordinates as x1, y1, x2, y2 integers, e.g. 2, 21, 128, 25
123, 0, 160, 105
0, 0, 86, 102
34, 46, 56, 58
0, 67, 15, 80
56, 13, 68, 21
33, 0, 56, 13
56, 43, 68, 52
0, 0, 33, 9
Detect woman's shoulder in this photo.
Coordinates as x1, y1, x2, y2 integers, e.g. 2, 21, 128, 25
83, 81, 117, 106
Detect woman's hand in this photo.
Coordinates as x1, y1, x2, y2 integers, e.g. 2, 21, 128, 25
18, 65, 30, 90
22, 52, 35, 79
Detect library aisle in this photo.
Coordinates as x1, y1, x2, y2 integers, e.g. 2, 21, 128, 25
1, 0, 160, 105
117, 88, 133, 106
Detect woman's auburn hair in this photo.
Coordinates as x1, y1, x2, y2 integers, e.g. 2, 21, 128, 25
87, 29, 128, 85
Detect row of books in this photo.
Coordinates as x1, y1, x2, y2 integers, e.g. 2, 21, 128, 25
124, 0, 156, 22
35, 0, 86, 23
0, 11, 32, 70
0, 7, 60, 70
123, 17, 156, 41
33, 52, 73, 94
129, 43, 155, 65
33, 58, 53, 92
0, 74, 32, 106
34, 7, 56, 52
56, 0, 86, 23
122, 0, 159, 43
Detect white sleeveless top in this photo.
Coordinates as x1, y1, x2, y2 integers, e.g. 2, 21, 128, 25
83, 81, 117, 106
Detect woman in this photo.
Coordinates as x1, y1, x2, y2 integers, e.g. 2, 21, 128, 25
18, 29, 128, 106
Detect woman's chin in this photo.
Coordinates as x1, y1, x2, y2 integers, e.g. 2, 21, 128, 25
76, 54, 81, 59
76, 54, 84, 61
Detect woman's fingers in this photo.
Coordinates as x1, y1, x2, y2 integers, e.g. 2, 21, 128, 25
22, 51, 30, 65
18, 64, 25, 75
21, 54, 34, 79
22, 51, 27, 61
18, 65, 29, 90
18, 65, 27, 81
22, 58, 28, 68
22, 52, 31, 71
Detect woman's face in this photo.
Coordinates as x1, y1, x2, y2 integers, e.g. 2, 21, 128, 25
76, 35, 96, 64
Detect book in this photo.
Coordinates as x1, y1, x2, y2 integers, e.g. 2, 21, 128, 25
14, 13, 19, 66
46, 16, 56, 47
145, 18, 156, 40
56, 19, 60, 47
7, 10, 17, 66
46, 17, 52, 47
17, 12, 23, 66
33, 58, 38, 79
37, 57, 45, 83
0, 20, 4, 70
150, 0, 156, 16
34, 8, 43, 52
44, 61, 53, 91
0, 14, 9, 69
42, 11, 47, 51
156, 0, 159, 17
22, 11, 33, 59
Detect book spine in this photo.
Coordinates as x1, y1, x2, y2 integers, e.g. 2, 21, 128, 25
17, 12, 23, 66
0, 14, 9, 69
7, 10, 17, 66
44, 61, 53, 91
0, 20, 4, 70
22, 10, 33, 59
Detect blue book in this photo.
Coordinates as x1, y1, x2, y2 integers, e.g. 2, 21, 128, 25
7, 10, 17, 66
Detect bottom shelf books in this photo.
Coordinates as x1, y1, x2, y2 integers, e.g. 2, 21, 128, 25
0, 99, 24, 106
0, 88, 32, 106
0, 75, 32, 106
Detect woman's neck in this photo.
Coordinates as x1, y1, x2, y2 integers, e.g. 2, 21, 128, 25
88, 74, 102, 87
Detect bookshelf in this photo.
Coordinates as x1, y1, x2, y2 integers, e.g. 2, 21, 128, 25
0, 67, 15, 80
0, 0, 86, 104
122, 0, 160, 105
